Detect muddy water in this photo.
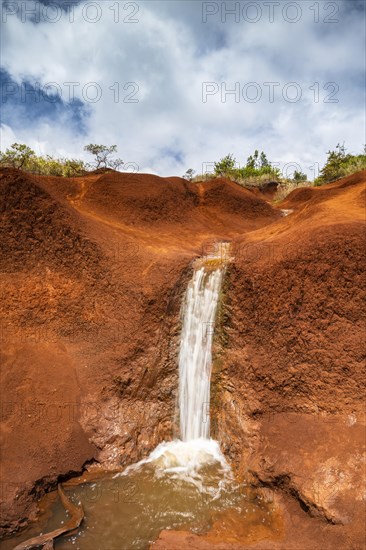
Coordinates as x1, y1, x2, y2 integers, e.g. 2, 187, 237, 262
2, 444, 279, 550
1, 245, 281, 549
58, 465, 278, 549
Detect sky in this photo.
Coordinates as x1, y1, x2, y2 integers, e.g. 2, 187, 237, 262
0, 0, 365, 177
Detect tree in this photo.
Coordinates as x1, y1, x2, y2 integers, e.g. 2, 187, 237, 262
316, 143, 366, 184
246, 150, 269, 170
246, 149, 259, 169
293, 170, 307, 182
260, 151, 269, 168
183, 168, 195, 180
0, 143, 36, 169
242, 150, 276, 179
335, 142, 347, 158
318, 143, 351, 183
253, 149, 259, 167
214, 154, 236, 176
62, 159, 86, 177
84, 144, 123, 170
246, 155, 255, 169
314, 143, 366, 185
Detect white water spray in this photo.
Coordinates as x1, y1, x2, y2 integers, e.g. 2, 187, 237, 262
178, 267, 224, 441
119, 244, 231, 479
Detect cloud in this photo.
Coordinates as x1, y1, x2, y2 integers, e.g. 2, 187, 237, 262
0, 0, 365, 176
0, 68, 90, 133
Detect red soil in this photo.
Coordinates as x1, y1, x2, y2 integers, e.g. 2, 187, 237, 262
0, 168, 279, 534
0, 168, 365, 548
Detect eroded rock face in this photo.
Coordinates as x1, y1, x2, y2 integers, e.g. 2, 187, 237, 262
0, 344, 95, 534
0, 168, 281, 535
251, 414, 365, 525
1, 167, 365, 546
207, 172, 366, 548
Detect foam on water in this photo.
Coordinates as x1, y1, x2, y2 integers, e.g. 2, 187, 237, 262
4, 243, 281, 550
117, 247, 229, 485
120, 438, 230, 477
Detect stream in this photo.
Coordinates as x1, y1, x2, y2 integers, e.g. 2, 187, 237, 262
3, 244, 281, 549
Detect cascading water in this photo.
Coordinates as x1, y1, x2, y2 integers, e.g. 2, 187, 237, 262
6, 242, 278, 550
179, 266, 224, 441
122, 244, 231, 478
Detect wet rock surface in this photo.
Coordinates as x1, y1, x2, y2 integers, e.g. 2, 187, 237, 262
1, 168, 365, 548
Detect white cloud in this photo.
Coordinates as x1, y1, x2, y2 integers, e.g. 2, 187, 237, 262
0, 123, 17, 150
0, 0, 365, 177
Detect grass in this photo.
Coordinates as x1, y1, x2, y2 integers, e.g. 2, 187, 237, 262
192, 172, 280, 188
274, 179, 314, 202
192, 172, 314, 202
191, 173, 217, 183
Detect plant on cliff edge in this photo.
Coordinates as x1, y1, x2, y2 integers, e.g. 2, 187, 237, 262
84, 144, 124, 171
315, 143, 366, 185
214, 154, 236, 176
214, 150, 280, 184
0, 143, 36, 169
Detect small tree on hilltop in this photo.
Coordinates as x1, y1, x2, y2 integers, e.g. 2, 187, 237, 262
316, 143, 366, 184
246, 150, 270, 170
246, 150, 258, 169
260, 151, 270, 168
84, 144, 124, 170
318, 142, 350, 183
214, 154, 236, 176
62, 158, 86, 177
293, 170, 307, 182
0, 143, 36, 169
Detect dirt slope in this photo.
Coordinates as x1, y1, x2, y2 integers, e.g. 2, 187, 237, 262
154, 171, 366, 549
0, 168, 365, 548
210, 171, 366, 549
0, 168, 280, 535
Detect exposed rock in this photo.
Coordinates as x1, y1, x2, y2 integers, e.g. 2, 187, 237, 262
1, 168, 365, 548
0, 168, 279, 534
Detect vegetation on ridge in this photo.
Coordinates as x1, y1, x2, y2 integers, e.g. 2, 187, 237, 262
1, 142, 365, 193
314, 143, 366, 185
0, 143, 123, 176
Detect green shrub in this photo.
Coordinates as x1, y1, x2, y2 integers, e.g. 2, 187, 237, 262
0, 143, 123, 177
214, 154, 236, 176
293, 170, 308, 182
213, 150, 280, 186
0, 143, 36, 169
315, 144, 366, 185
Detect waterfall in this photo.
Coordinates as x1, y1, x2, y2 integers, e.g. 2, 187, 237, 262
178, 267, 224, 441
120, 244, 230, 479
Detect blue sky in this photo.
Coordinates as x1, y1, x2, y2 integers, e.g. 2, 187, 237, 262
0, 0, 365, 176
0, 68, 90, 134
